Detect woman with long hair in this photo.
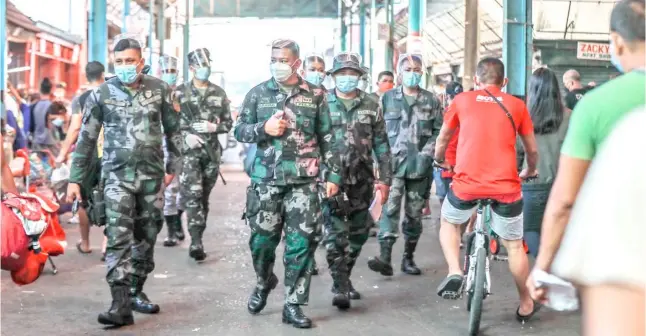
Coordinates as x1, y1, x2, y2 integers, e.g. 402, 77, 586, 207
518, 67, 569, 257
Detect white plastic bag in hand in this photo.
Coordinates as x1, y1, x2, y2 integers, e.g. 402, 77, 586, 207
185, 134, 205, 149
51, 163, 70, 184
192, 121, 218, 133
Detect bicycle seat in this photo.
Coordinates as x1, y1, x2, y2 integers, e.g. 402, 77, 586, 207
476, 199, 496, 206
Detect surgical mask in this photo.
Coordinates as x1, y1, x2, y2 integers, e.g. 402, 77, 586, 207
378, 82, 394, 92
402, 71, 422, 88
52, 118, 64, 127
305, 71, 325, 86
270, 62, 294, 82
335, 75, 359, 93
609, 41, 623, 73
114, 64, 140, 84
161, 73, 177, 85
195, 67, 211, 80
357, 79, 368, 91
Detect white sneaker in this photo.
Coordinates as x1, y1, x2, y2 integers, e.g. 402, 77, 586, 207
68, 215, 80, 224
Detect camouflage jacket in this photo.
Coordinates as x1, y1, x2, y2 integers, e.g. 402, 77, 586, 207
233, 77, 342, 186
69, 75, 182, 183
326, 90, 392, 186
381, 86, 443, 179
174, 81, 232, 155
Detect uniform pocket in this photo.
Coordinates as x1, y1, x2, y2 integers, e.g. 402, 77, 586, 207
245, 185, 261, 219
297, 108, 317, 134
384, 112, 401, 138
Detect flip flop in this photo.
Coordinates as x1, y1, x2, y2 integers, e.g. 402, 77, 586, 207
516, 301, 542, 324
100, 252, 106, 262
76, 241, 92, 254
437, 274, 463, 299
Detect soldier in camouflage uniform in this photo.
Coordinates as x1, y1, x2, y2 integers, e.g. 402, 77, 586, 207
67, 37, 181, 327
158, 55, 186, 247
367, 54, 443, 277
234, 39, 342, 329
174, 48, 232, 261
323, 52, 392, 310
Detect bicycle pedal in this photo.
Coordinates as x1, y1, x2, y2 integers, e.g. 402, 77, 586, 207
441, 291, 461, 300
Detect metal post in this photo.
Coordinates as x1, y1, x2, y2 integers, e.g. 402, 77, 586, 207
349, 9, 353, 51
463, 0, 479, 90
359, 1, 366, 65
183, 0, 190, 82
157, 0, 165, 58
503, 0, 532, 99
370, 0, 376, 80
88, 0, 108, 65
384, 0, 393, 71
1, 0, 6, 113
339, 0, 346, 52
123, 0, 130, 33
148, 0, 155, 65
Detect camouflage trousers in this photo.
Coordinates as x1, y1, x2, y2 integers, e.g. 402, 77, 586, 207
103, 178, 164, 288
378, 177, 431, 243
323, 182, 373, 285
245, 182, 320, 305
163, 174, 182, 216
179, 150, 219, 242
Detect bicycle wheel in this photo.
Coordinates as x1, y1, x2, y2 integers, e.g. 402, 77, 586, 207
468, 247, 486, 336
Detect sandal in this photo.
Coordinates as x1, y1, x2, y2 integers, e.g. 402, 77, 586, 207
437, 274, 463, 299
100, 252, 106, 262
76, 241, 92, 254
516, 301, 541, 324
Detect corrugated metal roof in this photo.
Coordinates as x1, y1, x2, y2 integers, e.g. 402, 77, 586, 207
35, 21, 84, 45
6, 0, 40, 33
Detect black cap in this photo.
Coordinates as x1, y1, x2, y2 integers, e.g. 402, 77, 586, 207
446, 81, 464, 99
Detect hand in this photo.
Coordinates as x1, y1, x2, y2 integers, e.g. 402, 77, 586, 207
55, 154, 66, 166
192, 121, 218, 133
526, 267, 549, 305
374, 183, 390, 205
519, 168, 539, 180
434, 159, 452, 171
67, 183, 82, 203
326, 182, 339, 198
173, 101, 181, 112
164, 174, 175, 186
263, 111, 288, 137
185, 134, 205, 149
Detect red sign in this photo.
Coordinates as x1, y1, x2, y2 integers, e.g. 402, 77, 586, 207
577, 42, 611, 61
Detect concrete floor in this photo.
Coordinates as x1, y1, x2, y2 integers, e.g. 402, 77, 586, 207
1, 168, 581, 336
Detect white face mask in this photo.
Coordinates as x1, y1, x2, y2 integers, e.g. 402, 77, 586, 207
52, 118, 64, 127
270, 62, 294, 82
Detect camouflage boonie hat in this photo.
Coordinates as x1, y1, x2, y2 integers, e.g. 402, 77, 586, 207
327, 52, 365, 76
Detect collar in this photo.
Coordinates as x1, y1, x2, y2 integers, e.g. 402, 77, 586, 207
328, 89, 364, 102
265, 76, 309, 92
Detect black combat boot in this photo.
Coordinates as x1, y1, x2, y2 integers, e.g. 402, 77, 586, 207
130, 276, 160, 314
347, 259, 361, 300
367, 237, 395, 276
401, 240, 422, 275
311, 258, 319, 276
188, 227, 206, 261
282, 304, 312, 329
163, 215, 178, 247
175, 210, 185, 241
247, 273, 278, 314
98, 286, 134, 327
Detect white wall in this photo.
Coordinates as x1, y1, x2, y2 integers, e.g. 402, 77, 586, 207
14, 0, 86, 37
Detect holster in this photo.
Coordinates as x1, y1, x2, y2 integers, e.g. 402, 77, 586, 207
88, 181, 106, 226
327, 193, 352, 217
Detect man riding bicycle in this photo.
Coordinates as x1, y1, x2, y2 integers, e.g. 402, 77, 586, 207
433, 57, 540, 322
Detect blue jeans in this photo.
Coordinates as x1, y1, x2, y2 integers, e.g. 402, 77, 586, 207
433, 167, 452, 201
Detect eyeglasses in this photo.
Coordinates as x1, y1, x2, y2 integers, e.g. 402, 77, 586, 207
334, 52, 362, 65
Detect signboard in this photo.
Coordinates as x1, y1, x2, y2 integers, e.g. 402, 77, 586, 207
377, 23, 391, 41
577, 42, 611, 61
194, 0, 338, 18
407, 36, 423, 55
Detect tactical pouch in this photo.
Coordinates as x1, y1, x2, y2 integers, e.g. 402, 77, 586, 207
89, 185, 107, 226
327, 194, 351, 217
244, 186, 261, 220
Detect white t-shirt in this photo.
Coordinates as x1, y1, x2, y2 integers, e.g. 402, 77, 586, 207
552, 108, 646, 288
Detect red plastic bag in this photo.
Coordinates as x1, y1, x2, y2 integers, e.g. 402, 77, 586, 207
11, 251, 48, 286
1, 203, 30, 271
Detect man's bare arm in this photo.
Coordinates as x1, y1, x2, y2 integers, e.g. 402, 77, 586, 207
433, 124, 456, 162
0, 133, 19, 194
519, 132, 539, 172
57, 114, 82, 161
535, 155, 591, 270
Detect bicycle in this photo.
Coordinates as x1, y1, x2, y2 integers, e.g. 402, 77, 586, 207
434, 162, 535, 335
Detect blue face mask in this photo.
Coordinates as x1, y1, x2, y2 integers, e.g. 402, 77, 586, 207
305, 71, 325, 86
402, 71, 422, 88
114, 64, 140, 84
161, 73, 178, 85
195, 67, 211, 80
609, 42, 624, 73
335, 75, 359, 93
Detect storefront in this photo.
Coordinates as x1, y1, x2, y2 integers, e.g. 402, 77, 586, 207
6, 0, 40, 89
29, 21, 83, 99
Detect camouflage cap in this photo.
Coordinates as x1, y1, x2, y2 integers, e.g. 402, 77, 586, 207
327, 52, 365, 76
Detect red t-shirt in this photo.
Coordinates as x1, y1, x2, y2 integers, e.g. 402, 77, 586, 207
442, 109, 458, 178
445, 87, 533, 201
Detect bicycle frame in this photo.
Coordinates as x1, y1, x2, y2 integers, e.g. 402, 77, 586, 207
464, 201, 492, 298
